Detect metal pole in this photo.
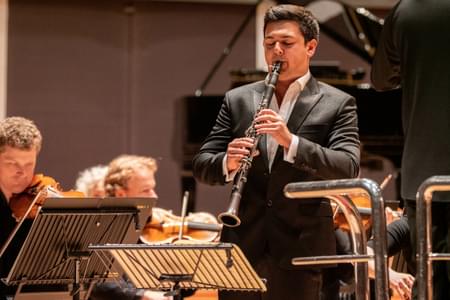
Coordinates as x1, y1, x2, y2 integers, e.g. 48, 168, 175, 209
416, 176, 450, 300
284, 178, 389, 300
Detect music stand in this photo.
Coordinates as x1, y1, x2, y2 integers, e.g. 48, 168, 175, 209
89, 242, 266, 298
2, 196, 155, 300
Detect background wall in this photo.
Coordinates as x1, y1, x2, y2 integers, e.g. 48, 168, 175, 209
7, 0, 256, 214
6, 0, 394, 214
0, 0, 7, 119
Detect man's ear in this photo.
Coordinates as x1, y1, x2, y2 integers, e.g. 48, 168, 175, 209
306, 39, 318, 58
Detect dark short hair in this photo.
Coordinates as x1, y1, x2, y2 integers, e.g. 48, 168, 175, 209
264, 4, 320, 43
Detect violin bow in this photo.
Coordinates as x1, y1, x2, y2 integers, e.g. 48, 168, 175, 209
178, 191, 189, 241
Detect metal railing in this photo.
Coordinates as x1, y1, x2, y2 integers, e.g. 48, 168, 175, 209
416, 176, 450, 300
284, 178, 389, 300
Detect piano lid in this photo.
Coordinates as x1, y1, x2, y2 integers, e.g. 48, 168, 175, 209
230, 0, 386, 87
306, 0, 383, 62
280, 0, 385, 63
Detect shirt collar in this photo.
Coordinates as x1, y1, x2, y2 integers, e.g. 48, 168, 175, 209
295, 70, 311, 92
282, 70, 311, 103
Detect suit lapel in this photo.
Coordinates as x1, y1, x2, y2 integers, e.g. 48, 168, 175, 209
286, 78, 322, 133
273, 77, 323, 166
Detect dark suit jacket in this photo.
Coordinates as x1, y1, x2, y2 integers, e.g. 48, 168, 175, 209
193, 77, 360, 269
371, 0, 450, 201
0, 191, 32, 299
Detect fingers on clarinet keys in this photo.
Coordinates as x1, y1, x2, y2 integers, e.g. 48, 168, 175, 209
232, 137, 254, 147
227, 138, 255, 157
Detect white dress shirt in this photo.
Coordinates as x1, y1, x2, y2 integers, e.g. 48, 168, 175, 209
224, 71, 311, 179
267, 71, 311, 170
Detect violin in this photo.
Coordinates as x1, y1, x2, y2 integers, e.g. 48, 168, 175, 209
332, 174, 396, 233
332, 193, 372, 232
140, 207, 222, 244
9, 173, 84, 220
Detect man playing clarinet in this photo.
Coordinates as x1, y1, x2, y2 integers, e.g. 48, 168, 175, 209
193, 4, 360, 300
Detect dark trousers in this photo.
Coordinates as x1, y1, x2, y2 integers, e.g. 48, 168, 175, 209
218, 255, 322, 300
405, 201, 450, 300
320, 229, 354, 300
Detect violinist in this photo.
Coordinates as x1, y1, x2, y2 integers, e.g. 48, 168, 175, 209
0, 116, 42, 300
103, 154, 158, 199
90, 154, 171, 300
74, 164, 109, 197
367, 214, 414, 300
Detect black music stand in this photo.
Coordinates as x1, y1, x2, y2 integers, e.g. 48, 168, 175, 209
2, 197, 155, 300
89, 242, 266, 298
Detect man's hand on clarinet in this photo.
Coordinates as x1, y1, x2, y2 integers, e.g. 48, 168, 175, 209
254, 109, 292, 149
226, 137, 255, 172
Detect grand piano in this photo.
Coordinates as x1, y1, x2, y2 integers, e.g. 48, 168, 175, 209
177, 0, 403, 210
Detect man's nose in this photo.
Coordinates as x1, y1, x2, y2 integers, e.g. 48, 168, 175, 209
15, 165, 25, 175
150, 189, 158, 198
274, 42, 283, 55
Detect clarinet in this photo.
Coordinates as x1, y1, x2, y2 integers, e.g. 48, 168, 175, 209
218, 61, 282, 227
